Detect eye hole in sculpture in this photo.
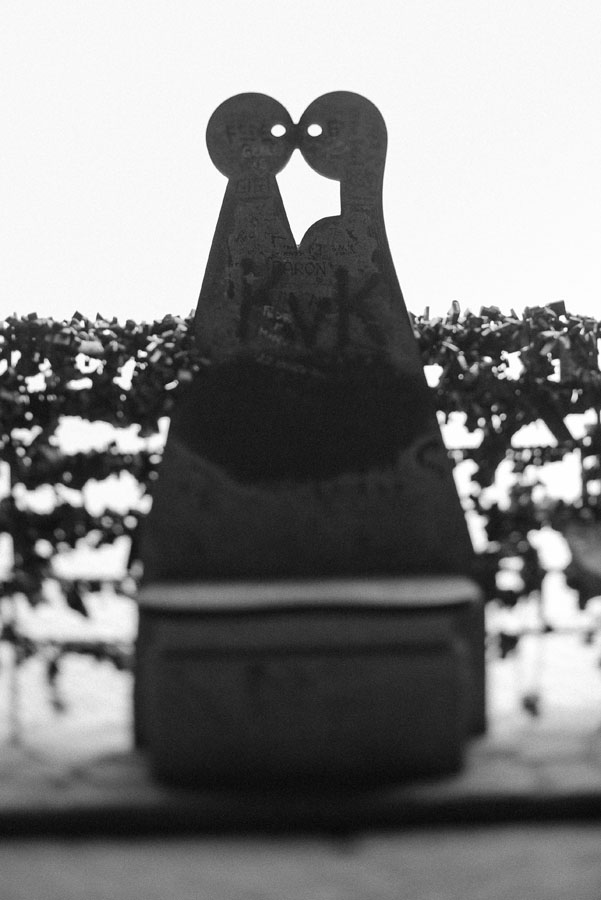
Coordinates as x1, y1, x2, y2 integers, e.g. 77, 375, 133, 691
206, 94, 294, 177
307, 123, 323, 137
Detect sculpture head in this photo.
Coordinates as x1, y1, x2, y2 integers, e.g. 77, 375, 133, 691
206, 93, 295, 178
298, 92, 388, 187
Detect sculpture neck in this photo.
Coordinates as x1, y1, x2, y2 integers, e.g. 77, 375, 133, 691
340, 184, 383, 217
339, 167, 384, 216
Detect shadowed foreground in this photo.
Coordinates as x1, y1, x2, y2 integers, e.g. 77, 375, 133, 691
1, 827, 600, 900
1, 589, 601, 895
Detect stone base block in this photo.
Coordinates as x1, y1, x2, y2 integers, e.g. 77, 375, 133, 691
135, 577, 484, 787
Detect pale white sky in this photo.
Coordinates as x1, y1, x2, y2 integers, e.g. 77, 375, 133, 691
2, 1, 601, 323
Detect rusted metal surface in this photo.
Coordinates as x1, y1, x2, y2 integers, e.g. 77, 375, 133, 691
141, 93, 474, 581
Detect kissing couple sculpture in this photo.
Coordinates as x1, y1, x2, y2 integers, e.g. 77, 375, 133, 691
140, 91, 474, 583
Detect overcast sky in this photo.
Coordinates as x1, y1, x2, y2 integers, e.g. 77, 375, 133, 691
3, 1, 601, 323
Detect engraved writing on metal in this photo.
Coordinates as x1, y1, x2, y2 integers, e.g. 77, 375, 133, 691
195, 91, 418, 366
140, 93, 475, 583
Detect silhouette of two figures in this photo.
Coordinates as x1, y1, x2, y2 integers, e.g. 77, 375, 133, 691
141, 92, 473, 581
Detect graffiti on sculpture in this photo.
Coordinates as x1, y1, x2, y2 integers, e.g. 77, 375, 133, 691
195, 92, 418, 364
140, 93, 475, 581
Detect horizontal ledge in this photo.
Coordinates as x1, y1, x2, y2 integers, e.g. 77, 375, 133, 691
137, 575, 482, 611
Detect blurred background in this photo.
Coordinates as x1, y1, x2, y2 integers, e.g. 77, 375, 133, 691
2, 0, 601, 754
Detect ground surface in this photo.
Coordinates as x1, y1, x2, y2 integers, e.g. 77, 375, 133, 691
1, 826, 601, 900
1, 574, 601, 896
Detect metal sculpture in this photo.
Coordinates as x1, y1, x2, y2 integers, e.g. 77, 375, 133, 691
140, 92, 474, 581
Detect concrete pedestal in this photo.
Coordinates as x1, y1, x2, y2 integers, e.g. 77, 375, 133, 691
135, 577, 484, 787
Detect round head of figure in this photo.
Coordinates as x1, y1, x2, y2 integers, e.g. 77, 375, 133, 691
298, 92, 387, 185
206, 93, 295, 178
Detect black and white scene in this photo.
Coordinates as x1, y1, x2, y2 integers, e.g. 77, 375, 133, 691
1, 2, 601, 897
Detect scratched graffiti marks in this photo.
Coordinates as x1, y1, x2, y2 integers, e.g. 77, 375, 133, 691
140, 93, 474, 582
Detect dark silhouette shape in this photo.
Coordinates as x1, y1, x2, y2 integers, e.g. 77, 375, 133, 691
140, 93, 474, 581
194, 93, 297, 357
